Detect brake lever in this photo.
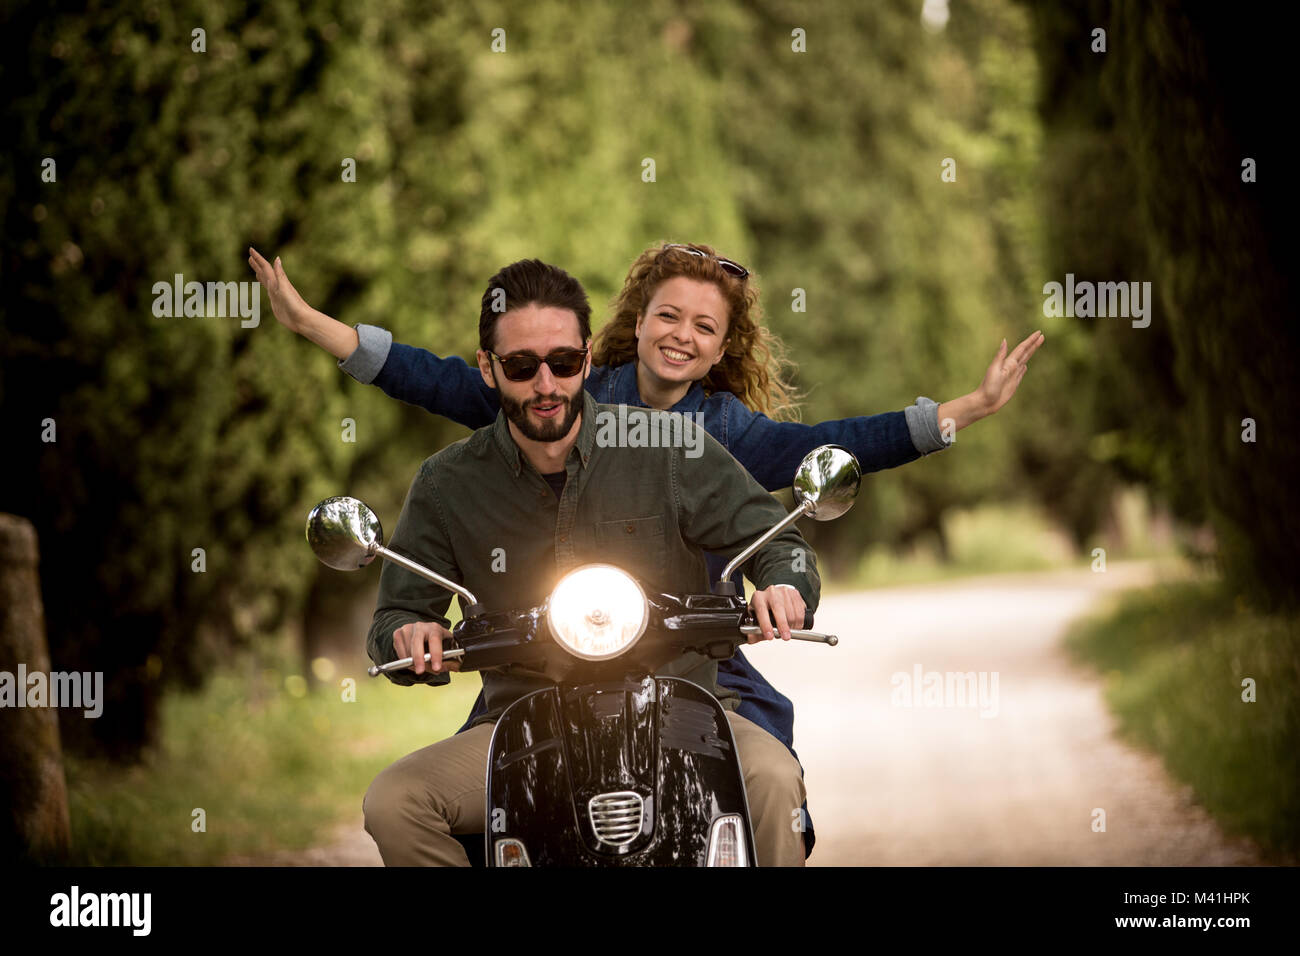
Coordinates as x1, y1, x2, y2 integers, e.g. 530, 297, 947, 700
739, 605, 835, 644
738, 625, 838, 646
367, 647, 466, 677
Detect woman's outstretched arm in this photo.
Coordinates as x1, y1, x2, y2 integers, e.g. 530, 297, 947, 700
727, 331, 1045, 491
248, 247, 500, 429
248, 247, 358, 357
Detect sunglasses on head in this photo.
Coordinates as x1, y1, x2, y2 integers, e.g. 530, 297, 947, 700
489, 347, 589, 382
661, 243, 749, 279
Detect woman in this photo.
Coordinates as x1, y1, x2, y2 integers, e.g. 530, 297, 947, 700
248, 241, 1043, 856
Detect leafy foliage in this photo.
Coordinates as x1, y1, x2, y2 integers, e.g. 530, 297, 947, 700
2, 0, 1290, 760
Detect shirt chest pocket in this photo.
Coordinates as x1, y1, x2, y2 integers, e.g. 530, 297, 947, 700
593, 514, 667, 585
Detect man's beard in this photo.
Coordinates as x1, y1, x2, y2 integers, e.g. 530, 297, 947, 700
500, 388, 582, 443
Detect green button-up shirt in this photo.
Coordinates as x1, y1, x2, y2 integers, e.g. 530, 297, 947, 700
367, 389, 820, 727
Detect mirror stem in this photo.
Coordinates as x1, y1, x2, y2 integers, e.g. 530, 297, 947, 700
714, 501, 812, 595
374, 544, 484, 617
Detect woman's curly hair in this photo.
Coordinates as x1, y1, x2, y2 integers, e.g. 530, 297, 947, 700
591, 241, 802, 421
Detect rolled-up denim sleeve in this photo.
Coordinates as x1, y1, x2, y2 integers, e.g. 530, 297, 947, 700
338, 323, 393, 385
335, 324, 501, 430
904, 396, 951, 455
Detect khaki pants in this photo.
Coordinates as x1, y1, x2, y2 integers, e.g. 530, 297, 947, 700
363, 710, 807, 867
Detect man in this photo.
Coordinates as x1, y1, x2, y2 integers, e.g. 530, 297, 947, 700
362, 258, 819, 866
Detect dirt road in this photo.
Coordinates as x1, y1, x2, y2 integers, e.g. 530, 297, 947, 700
743, 561, 1262, 865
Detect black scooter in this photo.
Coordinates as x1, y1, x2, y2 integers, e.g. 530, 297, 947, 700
306, 444, 861, 866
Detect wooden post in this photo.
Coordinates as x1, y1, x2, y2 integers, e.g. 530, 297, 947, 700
0, 513, 72, 863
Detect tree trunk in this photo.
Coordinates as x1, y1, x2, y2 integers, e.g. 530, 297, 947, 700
0, 513, 72, 863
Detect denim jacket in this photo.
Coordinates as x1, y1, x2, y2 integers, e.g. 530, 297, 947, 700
339, 324, 952, 858
340, 324, 951, 484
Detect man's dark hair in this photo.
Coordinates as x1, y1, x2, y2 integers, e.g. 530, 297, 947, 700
479, 259, 592, 352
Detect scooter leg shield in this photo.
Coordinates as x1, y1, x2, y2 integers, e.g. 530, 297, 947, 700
483, 678, 755, 866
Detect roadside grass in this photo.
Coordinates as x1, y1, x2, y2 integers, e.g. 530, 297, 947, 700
1063, 578, 1300, 859
827, 490, 1175, 590
63, 660, 483, 865
837, 501, 1074, 588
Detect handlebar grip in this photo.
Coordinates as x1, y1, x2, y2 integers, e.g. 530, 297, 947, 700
748, 605, 815, 630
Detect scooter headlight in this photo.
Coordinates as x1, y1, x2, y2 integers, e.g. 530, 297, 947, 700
547, 564, 649, 661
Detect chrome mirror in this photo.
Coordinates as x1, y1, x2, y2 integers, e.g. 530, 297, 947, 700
305, 496, 484, 617
715, 445, 862, 594
792, 445, 861, 520
306, 496, 382, 570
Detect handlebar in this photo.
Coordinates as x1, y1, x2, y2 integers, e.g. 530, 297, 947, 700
367, 597, 835, 677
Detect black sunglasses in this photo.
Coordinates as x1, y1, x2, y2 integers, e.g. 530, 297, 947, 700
489, 347, 589, 382
662, 243, 749, 279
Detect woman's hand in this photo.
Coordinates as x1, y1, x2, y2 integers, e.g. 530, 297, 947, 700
937, 330, 1044, 433
247, 247, 359, 359
248, 247, 315, 333
975, 330, 1044, 416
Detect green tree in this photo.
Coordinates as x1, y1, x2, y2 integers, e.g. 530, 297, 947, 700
1024, 1, 1300, 608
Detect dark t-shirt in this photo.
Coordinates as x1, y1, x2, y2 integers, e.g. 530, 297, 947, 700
542, 470, 566, 500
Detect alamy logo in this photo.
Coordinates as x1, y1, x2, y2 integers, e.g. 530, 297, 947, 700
152, 273, 260, 327
594, 405, 705, 459
50, 886, 151, 936
0, 664, 103, 718
1042, 273, 1151, 328
890, 664, 1000, 718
